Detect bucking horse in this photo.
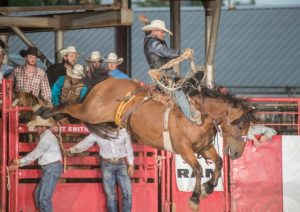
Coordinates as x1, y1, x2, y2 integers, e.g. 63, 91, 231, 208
40, 75, 255, 210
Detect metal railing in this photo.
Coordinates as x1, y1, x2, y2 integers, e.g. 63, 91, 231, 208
248, 97, 300, 135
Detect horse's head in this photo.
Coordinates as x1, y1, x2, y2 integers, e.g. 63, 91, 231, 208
13, 91, 47, 107
196, 87, 255, 160
219, 105, 254, 160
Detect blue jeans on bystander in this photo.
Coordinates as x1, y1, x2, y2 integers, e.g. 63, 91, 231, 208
34, 162, 63, 212
101, 162, 132, 212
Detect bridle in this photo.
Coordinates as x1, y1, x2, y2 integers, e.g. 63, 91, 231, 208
201, 96, 248, 142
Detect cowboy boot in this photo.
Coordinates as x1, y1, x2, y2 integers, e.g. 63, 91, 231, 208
190, 104, 202, 125
182, 69, 204, 97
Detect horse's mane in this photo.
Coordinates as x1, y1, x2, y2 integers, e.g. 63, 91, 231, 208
83, 66, 110, 91
14, 91, 47, 107
199, 86, 250, 109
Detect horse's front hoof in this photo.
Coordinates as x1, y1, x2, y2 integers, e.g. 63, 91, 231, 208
41, 109, 52, 119
189, 197, 199, 211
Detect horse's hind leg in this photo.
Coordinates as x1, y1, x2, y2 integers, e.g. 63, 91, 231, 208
179, 147, 203, 211
200, 144, 223, 198
42, 104, 86, 121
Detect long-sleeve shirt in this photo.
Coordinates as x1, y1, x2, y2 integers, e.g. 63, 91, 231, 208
20, 129, 62, 166
51, 76, 88, 106
9, 65, 52, 103
69, 128, 134, 165
108, 68, 130, 79
247, 125, 277, 140
144, 34, 180, 70
46, 63, 66, 87
0, 63, 13, 78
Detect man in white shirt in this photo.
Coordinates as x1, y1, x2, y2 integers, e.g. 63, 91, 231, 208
66, 128, 134, 212
8, 116, 63, 212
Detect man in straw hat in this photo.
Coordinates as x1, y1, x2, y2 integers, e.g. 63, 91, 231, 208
8, 116, 63, 212
51, 64, 87, 107
8, 46, 52, 104
0, 45, 13, 80
104, 52, 130, 79
46, 46, 80, 87
139, 15, 202, 125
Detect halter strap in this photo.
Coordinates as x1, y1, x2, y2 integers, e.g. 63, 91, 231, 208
201, 97, 247, 142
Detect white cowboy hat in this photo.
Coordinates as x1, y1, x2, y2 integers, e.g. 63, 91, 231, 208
27, 116, 55, 130
59, 46, 80, 58
104, 53, 123, 65
85, 51, 103, 62
66, 64, 85, 79
141, 20, 173, 36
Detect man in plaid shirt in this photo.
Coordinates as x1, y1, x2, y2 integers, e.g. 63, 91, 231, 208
9, 47, 52, 104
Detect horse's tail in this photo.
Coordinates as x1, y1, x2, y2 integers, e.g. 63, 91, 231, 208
84, 122, 118, 140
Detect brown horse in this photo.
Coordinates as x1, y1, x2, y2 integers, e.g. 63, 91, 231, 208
41, 77, 254, 210
13, 91, 47, 121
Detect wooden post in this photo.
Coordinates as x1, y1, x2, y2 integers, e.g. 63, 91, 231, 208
55, 30, 64, 63
170, 0, 181, 75
114, 0, 131, 77
205, 0, 221, 88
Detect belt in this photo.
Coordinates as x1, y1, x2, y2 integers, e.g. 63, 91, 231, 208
101, 157, 126, 164
41, 160, 61, 167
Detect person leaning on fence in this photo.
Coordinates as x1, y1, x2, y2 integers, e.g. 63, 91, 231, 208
51, 64, 87, 107
104, 52, 130, 79
8, 116, 63, 212
65, 128, 134, 212
8, 47, 52, 104
247, 122, 277, 147
139, 15, 203, 125
46, 46, 80, 87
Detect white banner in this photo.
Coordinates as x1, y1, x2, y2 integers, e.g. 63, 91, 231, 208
175, 133, 224, 192
282, 136, 300, 212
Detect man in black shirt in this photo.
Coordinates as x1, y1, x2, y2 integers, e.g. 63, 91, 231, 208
46, 46, 80, 87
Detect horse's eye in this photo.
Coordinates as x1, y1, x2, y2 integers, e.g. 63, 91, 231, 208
237, 123, 243, 130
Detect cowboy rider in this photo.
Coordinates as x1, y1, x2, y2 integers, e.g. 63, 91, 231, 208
139, 15, 203, 125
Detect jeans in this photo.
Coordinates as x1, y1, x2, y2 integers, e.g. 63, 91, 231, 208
173, 89, 191, 119
101, 162, 132, 212
34, 162, 63, 212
